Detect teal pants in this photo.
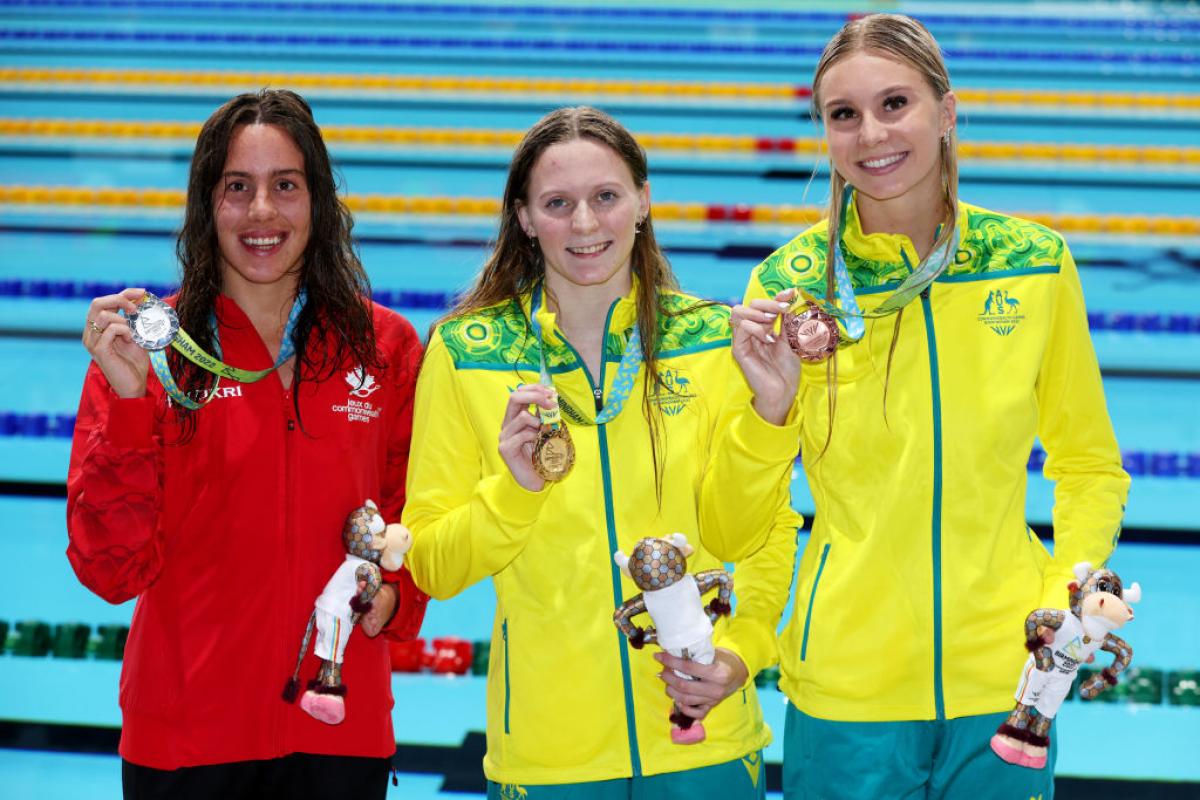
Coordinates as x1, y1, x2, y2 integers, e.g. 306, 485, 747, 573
783, 705, 1055, 800
486, 751, 766, 800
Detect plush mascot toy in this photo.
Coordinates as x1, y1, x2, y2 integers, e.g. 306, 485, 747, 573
612, 534, 732, 745
990, 561, 1140, 768
282, 499, 412, 725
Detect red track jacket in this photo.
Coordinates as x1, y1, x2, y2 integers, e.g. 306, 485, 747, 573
66, 296, 428, 769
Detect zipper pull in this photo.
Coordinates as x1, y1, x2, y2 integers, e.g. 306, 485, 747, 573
593, 387, 603, 413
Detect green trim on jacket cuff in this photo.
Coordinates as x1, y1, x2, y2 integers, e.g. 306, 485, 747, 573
105, 393, 157, 450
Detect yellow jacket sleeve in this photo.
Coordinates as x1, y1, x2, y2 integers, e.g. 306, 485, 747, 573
698, 274, 803, 562
713, 494, 801, 680
1036, 247, 1131, 607
403, 331, 553, 600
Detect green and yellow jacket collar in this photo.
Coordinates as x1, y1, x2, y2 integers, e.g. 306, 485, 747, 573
842, 189, 970, 275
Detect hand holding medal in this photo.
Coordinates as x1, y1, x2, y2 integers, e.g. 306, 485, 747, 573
80, 288, 305, 410
730, 288, 803, 426
498, 384, 571, 492
82, 287, 152, 399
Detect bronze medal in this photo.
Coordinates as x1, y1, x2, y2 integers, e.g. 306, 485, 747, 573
784, 303, 839, 363
532, 423, 575, 482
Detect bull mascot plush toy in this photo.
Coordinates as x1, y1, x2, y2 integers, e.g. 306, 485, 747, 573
990, 561, 1140, 768
282, 499, 411, 725
612, 533, 732, 745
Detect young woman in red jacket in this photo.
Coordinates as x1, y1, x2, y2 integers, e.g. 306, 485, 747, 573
68, 89, 427, 799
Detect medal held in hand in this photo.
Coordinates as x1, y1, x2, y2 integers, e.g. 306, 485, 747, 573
128, 294, 181, 350
783, 302, 839, 363
126, 291, 304, 411
532, 393, 575, 482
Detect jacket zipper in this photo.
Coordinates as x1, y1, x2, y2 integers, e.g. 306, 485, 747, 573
279, 388, 296, 753
558, 299, 643, 775
917, 281, 946, 721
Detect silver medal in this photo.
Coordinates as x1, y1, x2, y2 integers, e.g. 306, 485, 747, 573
127, 293, 180, 351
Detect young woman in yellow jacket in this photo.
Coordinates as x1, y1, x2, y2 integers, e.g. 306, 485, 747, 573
402, 106, 799, 799
727, 14, 1130, 799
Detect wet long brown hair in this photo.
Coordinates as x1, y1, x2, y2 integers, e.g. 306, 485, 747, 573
448, 105, 689, 499
809, 14, 959, 454
172, 89, 377, 431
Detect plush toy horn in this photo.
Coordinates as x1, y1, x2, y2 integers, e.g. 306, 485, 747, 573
665, 532, 694, 558
1072, 562, 1093, 582
1124, 583, 1142, 604
613, 550, 631, 578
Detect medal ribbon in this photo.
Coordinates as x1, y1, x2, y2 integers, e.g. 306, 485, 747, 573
810, 184, 958, 341
529, 286, 643, 426
147, 290, 306, 410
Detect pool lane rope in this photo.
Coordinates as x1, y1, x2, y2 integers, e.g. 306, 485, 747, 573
3, 117, 1200, 166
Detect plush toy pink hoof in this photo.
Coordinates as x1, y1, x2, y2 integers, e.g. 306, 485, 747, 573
989, 734, 1025, 766
671, 722, 706, 745
300, 691, 345, 725
1020, 746, 1048, 770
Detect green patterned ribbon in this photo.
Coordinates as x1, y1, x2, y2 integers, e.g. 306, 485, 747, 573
147, 290, 306, 410
530, 286, 643, 426
812, 185, 958, 341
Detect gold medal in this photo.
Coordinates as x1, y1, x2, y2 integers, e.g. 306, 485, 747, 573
784, 302, 839, 363
532, 423, 575, 482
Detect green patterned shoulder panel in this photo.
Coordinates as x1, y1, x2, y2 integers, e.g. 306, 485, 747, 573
654, 292, 731, 356
440, 292, 732, 368
599, 292, 731, 358
754, 223, 830, 298
950, 205, 1065, 277
437, 300, 541, 368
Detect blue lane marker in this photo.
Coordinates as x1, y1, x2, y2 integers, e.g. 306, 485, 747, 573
2, 0, 1199, 34
1, 28, 1195, 65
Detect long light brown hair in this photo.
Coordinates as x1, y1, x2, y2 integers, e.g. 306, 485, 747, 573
448, 105, 690, 499
809, 14, 959, 453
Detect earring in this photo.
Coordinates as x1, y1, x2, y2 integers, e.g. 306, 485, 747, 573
634, 218, 644, 235
942, 129, 952, 145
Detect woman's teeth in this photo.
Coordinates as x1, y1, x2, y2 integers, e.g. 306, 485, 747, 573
242, 236, 283, 247
862, 153, 905, 169
569, 243, 608, 255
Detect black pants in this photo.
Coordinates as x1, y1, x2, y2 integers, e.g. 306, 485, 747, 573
122, 753, 391, 800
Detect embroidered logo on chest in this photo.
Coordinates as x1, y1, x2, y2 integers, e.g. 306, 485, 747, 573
978, 289, 1026, 336
331, 366, 382, 423
648, 367, 696, 417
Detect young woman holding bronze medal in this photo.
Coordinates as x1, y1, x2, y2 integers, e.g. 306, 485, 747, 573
726, 14, 1129, 798
67, 89, 428, 799
403, 106, 798, 799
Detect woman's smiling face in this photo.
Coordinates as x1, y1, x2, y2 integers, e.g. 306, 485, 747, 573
817, 49, 955, 209
517, 137, 649, 296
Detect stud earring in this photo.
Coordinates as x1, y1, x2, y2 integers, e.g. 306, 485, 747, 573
942, 129, 952, 145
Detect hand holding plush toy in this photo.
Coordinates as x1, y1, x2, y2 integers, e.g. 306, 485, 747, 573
990, 561, 1140, 769
612, 533, 732, 745
282, 499, 412, 725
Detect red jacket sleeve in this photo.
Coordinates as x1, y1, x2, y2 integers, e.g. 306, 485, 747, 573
65, 364, 166, 604
376, 312, 429, 640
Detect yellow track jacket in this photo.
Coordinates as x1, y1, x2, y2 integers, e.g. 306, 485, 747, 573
734, 198, 1130, 723
403, 285, 800, 784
